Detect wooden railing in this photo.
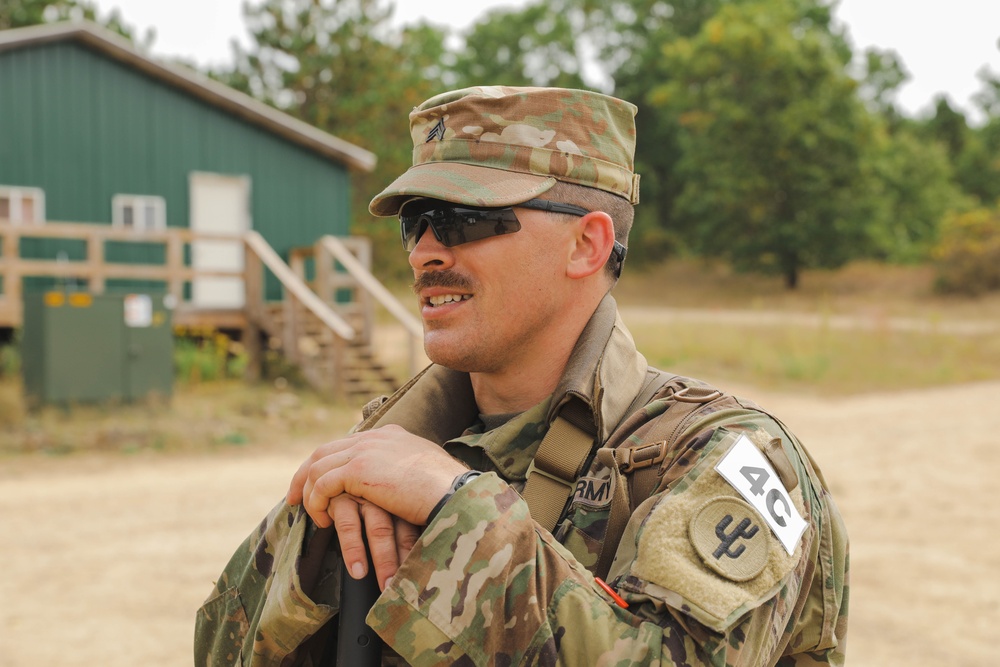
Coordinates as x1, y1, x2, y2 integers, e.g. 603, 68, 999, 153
0, 219, 242, 327
248, 232, 421, 397
317, 235, 423, 378
245, 231, 354, 340
0, 219, 416, 398
243, 231, 357, 395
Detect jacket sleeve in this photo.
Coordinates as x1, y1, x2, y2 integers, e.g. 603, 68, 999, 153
367, 422, 846, 666
194, 500, 342, 667
366, 472, 664, 665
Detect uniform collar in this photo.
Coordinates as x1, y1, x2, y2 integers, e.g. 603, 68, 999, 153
546, 293, 649, 443
362, 294, 648, 445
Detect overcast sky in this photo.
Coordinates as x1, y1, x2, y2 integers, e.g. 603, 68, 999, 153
89, 0, 1000, 122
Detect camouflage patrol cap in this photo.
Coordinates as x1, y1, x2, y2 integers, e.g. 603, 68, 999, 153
368, 86, 640, 217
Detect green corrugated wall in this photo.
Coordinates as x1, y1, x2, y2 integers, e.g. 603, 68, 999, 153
0, 39, 354, 297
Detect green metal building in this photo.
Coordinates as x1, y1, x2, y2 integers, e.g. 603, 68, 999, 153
0, 20, 375, 312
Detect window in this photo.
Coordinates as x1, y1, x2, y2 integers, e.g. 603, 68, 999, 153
112, 194, 166, 232
0, 186, 46, 224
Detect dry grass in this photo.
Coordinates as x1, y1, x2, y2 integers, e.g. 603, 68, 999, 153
611, 259, 1000, 395
0, 377, 360, 458
625, 313, 1000, 396
615, 258, 1000, 321
3, 260, 998, 456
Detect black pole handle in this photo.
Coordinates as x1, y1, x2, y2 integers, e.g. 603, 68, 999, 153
334, 557, 384, 667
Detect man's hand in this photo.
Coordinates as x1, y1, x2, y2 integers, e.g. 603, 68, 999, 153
327, 495, 420, 590
286, 424, 469, 588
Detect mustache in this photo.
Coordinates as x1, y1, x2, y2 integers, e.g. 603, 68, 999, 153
412, 270, 475, 294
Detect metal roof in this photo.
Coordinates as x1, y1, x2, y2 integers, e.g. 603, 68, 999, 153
0, 21, 377, 172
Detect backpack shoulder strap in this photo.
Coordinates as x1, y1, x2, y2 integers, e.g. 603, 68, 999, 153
518, 367, 727, 578
521, 369, 674, 533
593, 372, 726, 579
521, 398, 597, 532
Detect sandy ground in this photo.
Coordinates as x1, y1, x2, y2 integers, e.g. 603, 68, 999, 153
1, 379, 998, 666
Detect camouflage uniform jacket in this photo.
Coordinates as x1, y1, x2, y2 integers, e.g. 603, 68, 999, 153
195, 295, 849, 666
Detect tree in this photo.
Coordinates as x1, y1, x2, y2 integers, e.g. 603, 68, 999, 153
522, 0, 844, 265
218, 0, 448, 279
654, 2, 882, 288
971, 63, 1000, 119
0, 0, 139, 40
869, 126, 966, 262
952, 122, 1000, 207
953, 65, 1000, 206
448, 0, 589, 90
856, 46, 909, 125
932, 206, 1000, 295
920, 96, 970, 161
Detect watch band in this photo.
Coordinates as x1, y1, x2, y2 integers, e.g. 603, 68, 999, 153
426, 470, 483, 524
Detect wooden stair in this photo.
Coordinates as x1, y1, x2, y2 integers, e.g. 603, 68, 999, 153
243, 232, 422, 402
261, 302, 400, 400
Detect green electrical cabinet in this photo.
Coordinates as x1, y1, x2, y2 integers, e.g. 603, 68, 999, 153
22, 291, 173, 406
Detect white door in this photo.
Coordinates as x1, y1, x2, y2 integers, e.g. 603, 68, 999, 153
189, 172, 251, 308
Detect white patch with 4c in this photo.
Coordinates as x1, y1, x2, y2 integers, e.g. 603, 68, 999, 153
715, 435, 807, 555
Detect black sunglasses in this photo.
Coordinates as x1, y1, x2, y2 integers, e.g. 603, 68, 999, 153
399, 197, 627, 276
399, 198, 590, 250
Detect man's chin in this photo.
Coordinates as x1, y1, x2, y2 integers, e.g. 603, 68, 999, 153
424, 337, 483, 374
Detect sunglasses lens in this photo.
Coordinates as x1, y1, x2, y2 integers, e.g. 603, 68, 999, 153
400, 216, 425, 251
399, 202, 521, 250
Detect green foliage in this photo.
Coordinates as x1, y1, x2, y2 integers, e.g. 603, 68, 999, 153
918, 96, 970, 161
0, 341, 20, 377
932, 207, 1000, 295
0, 0, 140, 40
652, 2, 882, 288
910, 69, 1000, 209
449, 0, 590, 89
953, 118, 1000, 207
174, 332, 247, 383
215, 0, 448, 281
200, 0, 992, 284
869, 126, 967, 262
12, 0, 993, 285
581, 0, 841, 259
856, 47, 909, 121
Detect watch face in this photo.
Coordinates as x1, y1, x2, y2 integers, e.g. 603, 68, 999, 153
455, 470, 482, 491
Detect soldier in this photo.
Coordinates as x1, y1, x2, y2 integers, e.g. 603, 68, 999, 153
196, 86, 849, 666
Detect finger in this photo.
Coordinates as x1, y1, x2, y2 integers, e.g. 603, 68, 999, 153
361, 502, 402, 591
394, 518, 420, 567
286, 458, 312, 505
287, 435, 362, 505
330, 495, 369, 579
302, 455, 354, 521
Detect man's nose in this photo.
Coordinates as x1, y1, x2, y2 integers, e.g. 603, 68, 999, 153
408, 222, 455, 271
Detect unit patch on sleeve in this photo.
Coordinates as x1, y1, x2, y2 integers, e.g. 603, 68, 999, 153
715, 434, 807, 555
630, 429, 803, 631
689, 497, 770, 582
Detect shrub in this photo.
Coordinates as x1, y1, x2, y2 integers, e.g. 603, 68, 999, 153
932, 207, 1000, 295
174, 329, 247, 383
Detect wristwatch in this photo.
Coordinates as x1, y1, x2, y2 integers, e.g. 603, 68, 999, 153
426, 470, 482, 524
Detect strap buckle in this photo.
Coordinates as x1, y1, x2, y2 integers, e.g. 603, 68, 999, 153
525, 458, 573, 490
615, 441, 668, 473
671, 386, 723, 404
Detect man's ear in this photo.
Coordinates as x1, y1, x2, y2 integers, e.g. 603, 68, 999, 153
567, 211, 615, 279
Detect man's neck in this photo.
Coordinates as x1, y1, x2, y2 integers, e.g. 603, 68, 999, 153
469, 295, 602, 415
469, 346, 570, 415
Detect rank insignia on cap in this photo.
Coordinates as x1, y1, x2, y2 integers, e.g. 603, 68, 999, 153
690, 497, 770, 582
425, 118, 446, 143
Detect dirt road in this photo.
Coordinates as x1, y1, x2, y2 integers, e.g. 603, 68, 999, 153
1, 380, 997, 666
